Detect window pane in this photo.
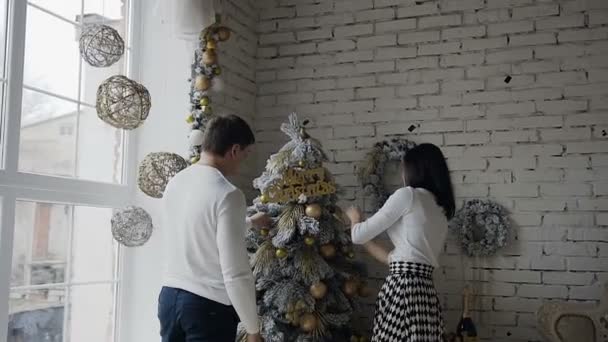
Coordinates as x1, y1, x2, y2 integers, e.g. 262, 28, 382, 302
71, 205, 117, 282
8, 287, 65, 342
85, 0, 127, 21
66, 284, 114, 342
11, 201, 70, 287
29, 0, 82, 22
19, 89, 77, 178
0, 0, 8, 78
24, 5, 80, 100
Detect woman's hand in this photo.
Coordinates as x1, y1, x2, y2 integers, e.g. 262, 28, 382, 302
346, 206, 363, 226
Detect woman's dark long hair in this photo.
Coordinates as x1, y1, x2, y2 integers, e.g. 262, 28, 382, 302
402, 143, 456, 219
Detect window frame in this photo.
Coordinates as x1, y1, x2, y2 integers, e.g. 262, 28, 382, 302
0, 0, 143, 341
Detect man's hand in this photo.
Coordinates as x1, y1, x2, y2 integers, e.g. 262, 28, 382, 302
345, 206, 363, 227
246, 333, 263, 342
249, 212, 272, 229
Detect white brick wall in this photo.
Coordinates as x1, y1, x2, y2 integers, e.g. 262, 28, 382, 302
252, 0, 608, 339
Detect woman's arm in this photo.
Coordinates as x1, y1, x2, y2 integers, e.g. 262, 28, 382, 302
362, 240, 390, 265
349, 187, 414, 244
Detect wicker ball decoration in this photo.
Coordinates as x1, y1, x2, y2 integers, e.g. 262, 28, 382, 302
79, 24, 125, 67
138, 152, 188, 198
111, 206, 153, 247
96, 75, 151, 130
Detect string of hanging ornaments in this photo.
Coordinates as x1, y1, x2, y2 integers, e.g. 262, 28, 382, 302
186, 15, 231, 164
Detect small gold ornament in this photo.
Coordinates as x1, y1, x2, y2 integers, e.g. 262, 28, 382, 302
260, 228, 269, 237
203, 105, 213, 114
299, 313, 318, 333
260, 194, 268, 203
195, 75, 211, 91
304, 236, 315, 246
348, 251, 355, 259
305, 204, 322, 219
320, 244, 336, 259
206, 39, 217, 50
298, 160, 305, 167
202, 49, 217, 66
276, 248, 288, 259
214, 66, 222, 75
186, 114, 195, 124
190, 156, 200, 164
310, 281, 327, 299
200, 96, 210, 106
217, 27, 231, 41
343, 279, 359, 297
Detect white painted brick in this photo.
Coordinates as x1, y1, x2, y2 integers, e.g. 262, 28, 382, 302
257, 47, 278, 58
448, 157, 487, 170
296, 54, 334, 66
589, 10, 608, 26
445, 132, 490, 145
337, 76, 376, 88
559, 27, 608, 43
466, 64, 511, 79
355, 8, 395, 22
462, 37, 508, 51
336, 50, 374, 63
277, 92, 313, 104
513, 144, 563, 157
257, 71, 276, 83
316, 89, 355, 102
420, 94, 462, 107
318, 39, 356, 52
260, 6, 295, 19
517, 199, 567, 211
453, 183, 489, 197
374, 98, 417, 110
297, 79, 335, 92
375, 47, 417, 60
419, 14, 462, 29
512, 88, 562, 101
375, 0, 415, 8
510, 213, 541, 226
491, 270, 541, 283
519, 284, 567, 298
334, 24, 374, 38
543, 180, 591, 196
543, 272, 594, 286
260, 32, 296, 45
490, 183, 538, 197
537, 71, 587, 86
512, 4, 559, 20
419, 120, 463, 133
316, 114, 355, 127
397, 3, 438, 18
566, 113, 608, 126
335, 149, 368, 162
377, 73, 407, 85
461, 170, 511, 184
334, 0, 374, 12
595, 182, 608, 195
518, 227, 567, 242
543, 213, 594, 227
397, 56, 439, 70
375, 18, 416, 33
565, 169, 608, 182
277, 67, 314, 80
316, 13, 355, 26
257, 57, 295, 70
488, 21, 534, 36
334, 100, 374, 113
277, 17, 316, 30
570, 284, 606, 300
376, 122, 418, 136
356, 61, 395, 74
514, 60, 560, 74
398, 31, 441, 44
334, 125, 374, 138
440, 0, 484, 12
356, 86, 396, 99
589, 69, 608, 84
562, 56, 608, 71
514, 169, 563, 183
296, 103, 333, 116
545, 242, 597, 257
537, 100, 587, 115
296, 2, 333, 16
441, 25, 485, 41
397, 83, 439, 96
259, 80, 297, 95
509, 33, 557, 47
464, 145, 511, 157
565, 83, 608, 97
418, 42, 461, 56
471, 8, 510, 23
357, 34, 397, 49
421, 68, 465, 82
463, 90, 512, 104
600, 213, 608, 225
576, 198, 608, 210
568, 228, 608, 242
314, 64, 355, 77
567, 141, 608, 154
486, 48, 533, 64
486, 102, 535, 116
488, 157, 536, 170
538, 156, 590, 169
440, 52, 485, 67
568, 257, 608, 272
537, 14, 585, 31
440, 105, 484, 118
486, 0, 533, 9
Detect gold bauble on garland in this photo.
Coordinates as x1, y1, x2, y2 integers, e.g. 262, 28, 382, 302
260, 194, 269, 203
206, 39, 217, 50
217, 27, 231, 41
202, 49, 218, 66
310, 281, 327, 299
320, 244, 336, 259
200, 96, 210, 106
305, 204, 322, 219
304, 236, 315, 246
299, 313, 318, 333
260, 228, 269, 237
343, 279, 360, 297
276, 248, 288, 259
194, 75, 211, 91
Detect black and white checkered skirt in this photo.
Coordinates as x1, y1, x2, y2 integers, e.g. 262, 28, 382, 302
371, 261, 444, 342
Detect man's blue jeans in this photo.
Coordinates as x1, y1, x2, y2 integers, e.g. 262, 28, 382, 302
158, 287, 239, 342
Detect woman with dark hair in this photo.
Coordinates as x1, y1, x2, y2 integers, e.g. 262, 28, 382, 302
346, 143, 455, 342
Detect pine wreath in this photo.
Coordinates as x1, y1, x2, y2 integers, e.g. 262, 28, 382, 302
449, 199, 511, 257
357, 138, 416, 212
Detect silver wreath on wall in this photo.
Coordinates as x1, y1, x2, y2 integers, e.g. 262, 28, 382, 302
357, 138, 417, 212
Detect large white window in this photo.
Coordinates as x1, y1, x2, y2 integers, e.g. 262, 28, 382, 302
0, 1, 139, 341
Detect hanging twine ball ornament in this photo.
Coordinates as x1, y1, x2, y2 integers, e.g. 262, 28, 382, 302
138, 152, 188, 198
79, 24, 125, 68
343, 279, 360, 297
310, 281, 327, 299
299, 313, 318, 333
304, 236, 315, 246
111, 206, 153, 247
305, 204, 322, 219
96, 75, 151, 130
320, 244, 336, 259
276, 248, 288, 259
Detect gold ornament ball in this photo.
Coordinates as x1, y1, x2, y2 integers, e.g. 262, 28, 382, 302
190, 156, 200, 164
276, 248, 288, 259
310, 282, 327, 299
348, 251, 355, 259
305, 204, 322, 219
260, 228, 269, 237
260, 194, 269, 203
186, 114, 195, 124
195, 75, 211, 91
206, 39, 217, 50
298, 160, 305, 167
203, 105, 213, 114
202, 50, 217, 66
299, 313, 318, 333
214, 66, 222, 75
200, 96, 210, 106
320, 244, 336, 259
343, 279, 359, 297
304, 236, 315, 246
217, 27, 231, 41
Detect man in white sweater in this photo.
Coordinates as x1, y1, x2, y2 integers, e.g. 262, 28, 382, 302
158, 115, 266, 342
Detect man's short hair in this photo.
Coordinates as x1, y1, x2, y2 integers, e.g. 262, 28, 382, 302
201, 115, 255, 155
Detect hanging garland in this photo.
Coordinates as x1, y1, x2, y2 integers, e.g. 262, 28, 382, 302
357, 138, 417, 212
186, 15, 231, 164
449, 199, 511, 257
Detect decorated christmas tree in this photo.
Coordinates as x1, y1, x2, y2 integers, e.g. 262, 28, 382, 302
242, 113, 369, 342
